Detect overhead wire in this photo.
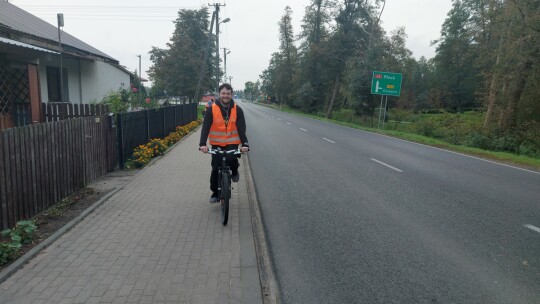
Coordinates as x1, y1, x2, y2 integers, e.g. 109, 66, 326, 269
15, 4, 201, 22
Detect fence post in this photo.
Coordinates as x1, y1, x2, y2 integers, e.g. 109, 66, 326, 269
163, 107, 166, 137
117, 113, 125, 169
146, 110, 150, 142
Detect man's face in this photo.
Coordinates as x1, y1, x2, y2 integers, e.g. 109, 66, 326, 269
219, 89, 232, 104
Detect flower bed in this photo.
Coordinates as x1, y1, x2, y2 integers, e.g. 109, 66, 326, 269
126, 119, 202, 168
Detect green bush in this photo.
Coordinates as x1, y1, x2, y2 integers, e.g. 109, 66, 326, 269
0, 220, 36, 266
414, 119, 437, 137
2, 220, 37, 244
0, 242, 21, 265
464, 132, 492, 150
492, 133, 520, 153
518, 142, 540, 158
100, 91, 130, 113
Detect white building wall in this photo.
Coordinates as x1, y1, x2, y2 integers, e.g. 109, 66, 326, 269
80, 60, 130, 103
38, 54, 130, 104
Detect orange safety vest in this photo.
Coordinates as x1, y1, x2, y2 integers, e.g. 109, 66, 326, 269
209, 103, 241, 146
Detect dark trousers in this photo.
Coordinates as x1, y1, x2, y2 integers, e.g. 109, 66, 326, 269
210, 144, 239, 194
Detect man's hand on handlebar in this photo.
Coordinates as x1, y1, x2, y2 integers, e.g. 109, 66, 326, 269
200, 146, 249, 154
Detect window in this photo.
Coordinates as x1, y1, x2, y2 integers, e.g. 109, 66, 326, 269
46, 66, 69, 102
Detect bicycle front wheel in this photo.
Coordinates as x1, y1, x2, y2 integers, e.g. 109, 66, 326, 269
220, 172, 230, 226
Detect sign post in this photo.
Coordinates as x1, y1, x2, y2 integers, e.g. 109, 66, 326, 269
371, 71, 402, 129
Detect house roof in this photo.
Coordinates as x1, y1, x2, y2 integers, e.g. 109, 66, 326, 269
0, 36, 59, 54
0, 1, 117, 62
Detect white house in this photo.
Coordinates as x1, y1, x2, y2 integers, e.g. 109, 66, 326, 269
0, 1, 131, 129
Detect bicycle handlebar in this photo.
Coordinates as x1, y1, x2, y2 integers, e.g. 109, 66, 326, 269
207, 148, 242, 155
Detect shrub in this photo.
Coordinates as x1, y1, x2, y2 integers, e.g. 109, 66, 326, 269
147, 138, 167, 156
2, 220, 37, 244
128, 119, 202, 168
164, 132, 182, 146
100, 91, 130, 113
0, 242, 21, 265
518, 142, 540, 158
0, 220, 37, 266
464, 132, 492, 150
132, 145, 155, 167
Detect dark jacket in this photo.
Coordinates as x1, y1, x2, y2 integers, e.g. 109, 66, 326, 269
199, 99, 249, 148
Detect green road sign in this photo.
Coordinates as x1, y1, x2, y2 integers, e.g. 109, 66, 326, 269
371, 71, 402, 96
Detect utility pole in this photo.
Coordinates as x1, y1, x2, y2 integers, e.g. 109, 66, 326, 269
222, 47, 230, 82
57, 13, 64, 102
209, 3, 228, 97
137, 55, 141, 79
228, 76, 233, 87
194, 11, 216, 102
137, 54, 142, 102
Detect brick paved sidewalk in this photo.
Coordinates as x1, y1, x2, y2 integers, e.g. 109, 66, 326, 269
0, 129, 262, 304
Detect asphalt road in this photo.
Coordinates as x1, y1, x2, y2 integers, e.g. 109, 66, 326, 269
238, 100, 540, 304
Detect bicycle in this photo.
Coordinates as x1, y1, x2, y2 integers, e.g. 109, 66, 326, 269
208, 148, 242, 225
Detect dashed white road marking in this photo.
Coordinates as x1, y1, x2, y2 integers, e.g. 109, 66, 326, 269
370, 158, 404, 172
524, 224, 540, 234
323, 138, 336, 144
286, 122, 291, 125
277, 118, 282, 120
300, 128, 308, 132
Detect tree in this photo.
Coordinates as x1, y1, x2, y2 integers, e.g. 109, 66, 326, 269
483, 0, 539, 131
296, 0, 334, 112
244, 81, 261, 102
432, 0, 481, 112
325, 0, 379, 118
148, 8, 214, 98
276, 6, 298, 105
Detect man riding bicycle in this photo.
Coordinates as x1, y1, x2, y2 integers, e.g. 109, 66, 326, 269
199, 83, 249, 203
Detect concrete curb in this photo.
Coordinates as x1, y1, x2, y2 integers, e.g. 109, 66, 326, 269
243, 154, 280, 304
0, 187, 121, 284
0, 123, 201, 285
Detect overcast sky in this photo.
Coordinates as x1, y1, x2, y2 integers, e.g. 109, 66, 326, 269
12, 0, 452, 90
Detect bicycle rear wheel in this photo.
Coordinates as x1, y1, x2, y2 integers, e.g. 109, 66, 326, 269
220, 172, 230, 226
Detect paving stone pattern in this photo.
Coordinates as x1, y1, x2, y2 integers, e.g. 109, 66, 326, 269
0, 129, 260, 304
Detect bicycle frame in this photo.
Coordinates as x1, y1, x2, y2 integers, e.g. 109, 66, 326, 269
208, 148, 240, 199
208, 148, 241, 225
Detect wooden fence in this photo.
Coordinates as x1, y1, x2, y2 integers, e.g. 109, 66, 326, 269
0, 116, 116, 229
42, 103, 109, 122
117, 103, 197, 168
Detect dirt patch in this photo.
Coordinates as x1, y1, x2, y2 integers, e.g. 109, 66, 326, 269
0, 187, 111, 273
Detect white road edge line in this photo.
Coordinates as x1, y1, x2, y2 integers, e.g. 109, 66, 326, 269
323, 138, 336, 144
370, 158, 404, 172
300, 128, 308, 132
524, 224, 540, 234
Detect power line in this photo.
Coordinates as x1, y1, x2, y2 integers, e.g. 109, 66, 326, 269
61, 18, 176, 22
36, 14, 178, 18
16, 5, 200, 9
